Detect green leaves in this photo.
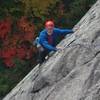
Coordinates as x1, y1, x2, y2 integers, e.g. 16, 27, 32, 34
0, 0, 24, 20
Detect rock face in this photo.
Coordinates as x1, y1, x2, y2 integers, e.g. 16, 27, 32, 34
3, 0, 100, 100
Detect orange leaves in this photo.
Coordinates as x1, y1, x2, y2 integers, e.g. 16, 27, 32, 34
17, 16, 28, 32
17, 16, 35, 41
17, 16, 34, 33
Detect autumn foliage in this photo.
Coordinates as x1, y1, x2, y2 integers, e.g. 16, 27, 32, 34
0, 16, 36, 68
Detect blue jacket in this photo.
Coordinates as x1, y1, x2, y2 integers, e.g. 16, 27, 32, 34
39, 28, 73, 51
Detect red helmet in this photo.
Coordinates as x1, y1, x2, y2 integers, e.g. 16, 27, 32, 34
45, 20, 54, 28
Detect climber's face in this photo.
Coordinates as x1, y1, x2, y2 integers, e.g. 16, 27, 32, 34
46, 25, 54, 35
45, 20, 54, 35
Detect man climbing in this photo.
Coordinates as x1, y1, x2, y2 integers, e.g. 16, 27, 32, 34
37, 20, 75, 64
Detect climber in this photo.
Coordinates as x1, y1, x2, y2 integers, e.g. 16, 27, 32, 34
36, 20, 76, 64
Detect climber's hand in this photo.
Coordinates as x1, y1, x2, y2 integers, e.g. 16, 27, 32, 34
56, 46, 63, 51
73, 26, 79, 32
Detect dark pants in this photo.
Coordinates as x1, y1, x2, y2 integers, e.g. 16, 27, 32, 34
37, 49, 49, 64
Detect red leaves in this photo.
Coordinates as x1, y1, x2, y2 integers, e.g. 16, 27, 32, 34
2, 48, 16, 59
1, 47, 16, 68
0, 22, 7, 39
0, 46, 34, 68
0, 50, 2, 58
0, 16, 36, 68
3, 59, 15, 68
0, 18, 12, 39
24, 32, 34, 41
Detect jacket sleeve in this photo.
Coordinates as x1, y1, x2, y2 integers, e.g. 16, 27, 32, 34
39, 34, 57, 51
55, 28, 74, 35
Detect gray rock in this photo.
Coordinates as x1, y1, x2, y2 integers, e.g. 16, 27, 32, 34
3, 0, 100, 100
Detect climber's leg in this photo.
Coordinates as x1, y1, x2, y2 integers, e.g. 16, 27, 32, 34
37, 49, 49, 64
